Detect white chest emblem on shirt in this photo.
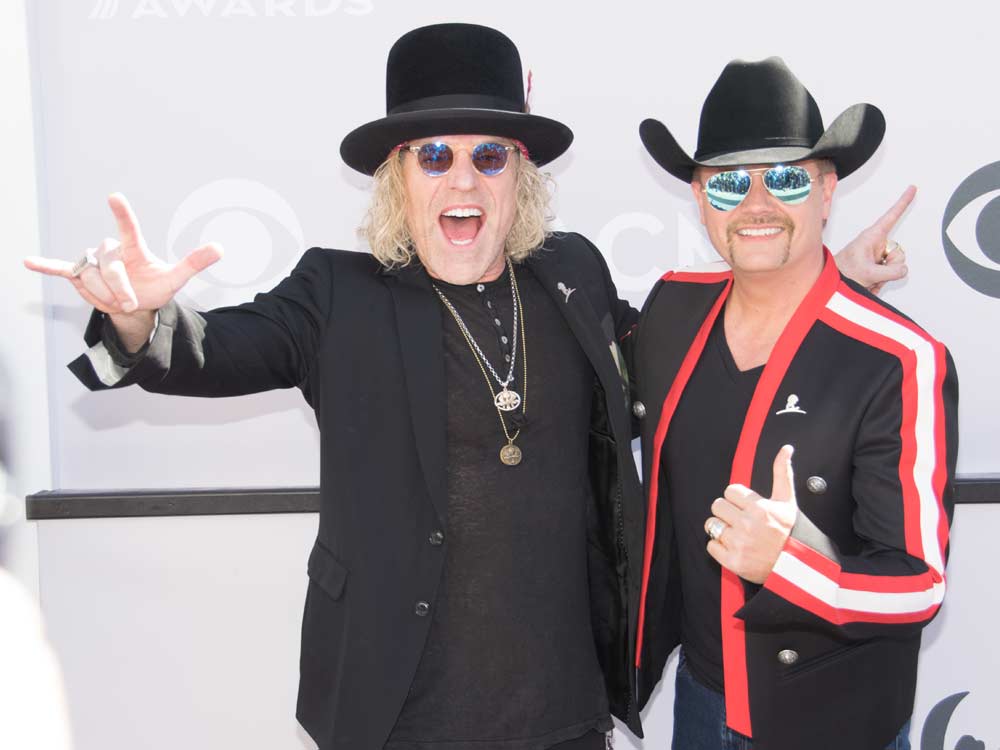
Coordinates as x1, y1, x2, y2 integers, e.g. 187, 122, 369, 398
556, 281, 576, 303
775, 394, 807, 415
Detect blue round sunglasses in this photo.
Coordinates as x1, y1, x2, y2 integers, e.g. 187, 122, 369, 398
398, 141, 526, 177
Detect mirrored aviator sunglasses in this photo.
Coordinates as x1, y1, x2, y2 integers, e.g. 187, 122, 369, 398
401, 141, 519, 177
704, 165, 814, 211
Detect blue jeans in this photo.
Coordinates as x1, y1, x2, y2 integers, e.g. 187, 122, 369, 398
672, 651, 911, 750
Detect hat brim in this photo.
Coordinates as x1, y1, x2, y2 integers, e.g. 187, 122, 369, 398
340, 108, 573, 175
640, 103, 885, 183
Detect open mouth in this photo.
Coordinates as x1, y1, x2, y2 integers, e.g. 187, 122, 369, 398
439, 206, 485, 247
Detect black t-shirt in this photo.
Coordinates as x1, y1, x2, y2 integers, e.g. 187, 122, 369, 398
664, 312, 761, 693
386, 265, 612, 750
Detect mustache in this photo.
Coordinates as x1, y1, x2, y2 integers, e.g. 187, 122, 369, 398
726, 214, 794, 242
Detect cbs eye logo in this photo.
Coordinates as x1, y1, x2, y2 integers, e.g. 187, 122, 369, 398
942, 161, 1000, 299
166, 179, 304, 309
921, 691, 993, 750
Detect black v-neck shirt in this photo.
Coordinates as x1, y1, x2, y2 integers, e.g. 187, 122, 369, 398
663, 312, 763, 693
386, 265, 611, 750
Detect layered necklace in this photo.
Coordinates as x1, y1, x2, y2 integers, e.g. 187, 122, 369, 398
432, 259, 527, 466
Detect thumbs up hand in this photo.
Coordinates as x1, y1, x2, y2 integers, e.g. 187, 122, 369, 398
704, 445, 799, 584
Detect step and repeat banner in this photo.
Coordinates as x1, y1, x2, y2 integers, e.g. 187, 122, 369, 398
25, 1, 998, 748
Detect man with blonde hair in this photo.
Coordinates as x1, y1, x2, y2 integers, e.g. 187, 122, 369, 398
26, 25, 906, 750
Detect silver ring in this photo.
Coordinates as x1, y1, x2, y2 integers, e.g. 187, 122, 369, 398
705, 517, 727, 542
70, 248, 99, 277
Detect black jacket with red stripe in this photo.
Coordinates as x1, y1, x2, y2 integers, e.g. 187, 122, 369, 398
632, 251, 959, 750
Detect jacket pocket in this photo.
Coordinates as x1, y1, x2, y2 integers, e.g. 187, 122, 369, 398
778, 637, 879, 682
307, 539, 348, 601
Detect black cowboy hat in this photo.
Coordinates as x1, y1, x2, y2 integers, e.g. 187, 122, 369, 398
340, 23, 573, 175
640, 57, 885, 183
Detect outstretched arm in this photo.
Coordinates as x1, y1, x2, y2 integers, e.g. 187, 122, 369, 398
29, 193, 333, 397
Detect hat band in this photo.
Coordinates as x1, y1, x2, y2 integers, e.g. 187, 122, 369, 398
695, 137, 816, 163
389, 93, 524, 116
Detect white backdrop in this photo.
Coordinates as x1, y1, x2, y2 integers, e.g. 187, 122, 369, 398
18, 1, 1000, 748
28, 0, 997, 488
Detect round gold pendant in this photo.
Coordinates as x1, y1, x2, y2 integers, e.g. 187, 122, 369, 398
494, 388, 521, 412
499, 442, 522, 466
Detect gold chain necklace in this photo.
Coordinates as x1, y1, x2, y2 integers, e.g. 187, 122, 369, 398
434, 260, 528, 466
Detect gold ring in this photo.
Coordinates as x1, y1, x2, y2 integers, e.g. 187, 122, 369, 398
880, 240, 901, 265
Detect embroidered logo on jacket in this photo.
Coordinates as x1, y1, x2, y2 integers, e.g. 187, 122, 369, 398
775, 394, 807, 415
556, 281, 576, 302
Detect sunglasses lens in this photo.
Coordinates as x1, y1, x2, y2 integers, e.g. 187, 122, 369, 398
705, 171, 752, 211
416, 143, 453, 176
763, 165, 812, 205
472, 143, 511, 175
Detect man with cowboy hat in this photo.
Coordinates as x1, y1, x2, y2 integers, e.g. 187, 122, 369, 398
25, 25, 907, 750
631, 58, 959, 750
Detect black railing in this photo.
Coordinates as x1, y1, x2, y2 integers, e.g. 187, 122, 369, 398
25, 476, 1000, 519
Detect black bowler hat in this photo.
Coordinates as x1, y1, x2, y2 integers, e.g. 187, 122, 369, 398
640, 57, 885, 182
340, 23, 573, 175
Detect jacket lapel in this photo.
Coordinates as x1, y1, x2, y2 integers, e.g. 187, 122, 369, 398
720, 248, 840, 738
527, 250, 629, 419
637, 272, 732, 493
384, 265, 449, 524
634, 270, 732, 668
729, 247, 841, 484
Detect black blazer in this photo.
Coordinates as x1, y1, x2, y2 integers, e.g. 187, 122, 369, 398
632, 254, 959, 750
70, 232, 646, 749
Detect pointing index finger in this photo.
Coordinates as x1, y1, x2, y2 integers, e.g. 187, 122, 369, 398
874, 185, 917, 234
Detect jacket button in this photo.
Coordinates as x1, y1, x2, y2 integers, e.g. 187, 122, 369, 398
806, 476, 828, 494
777, 649, 799, 665
632, 401, 646, 419
429, 530, 445, 546
415, 601, 430, 617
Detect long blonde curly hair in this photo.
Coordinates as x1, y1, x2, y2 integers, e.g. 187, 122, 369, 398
361, 150, 554, 268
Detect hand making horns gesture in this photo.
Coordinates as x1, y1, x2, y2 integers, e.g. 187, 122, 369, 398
24, 193, 223, 322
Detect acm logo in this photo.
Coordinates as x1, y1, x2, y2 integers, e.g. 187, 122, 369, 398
942, 161, 1000, 299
